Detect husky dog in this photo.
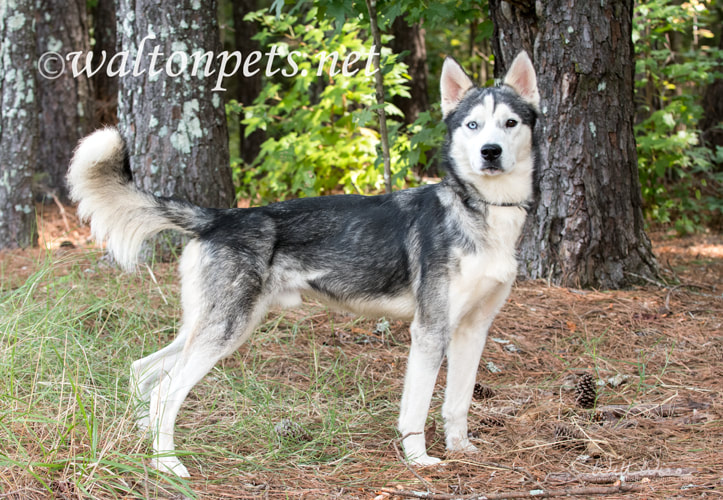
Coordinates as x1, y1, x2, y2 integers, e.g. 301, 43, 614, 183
67, 52, 539, 477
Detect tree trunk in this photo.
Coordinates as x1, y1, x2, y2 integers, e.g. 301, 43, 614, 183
232, 0, 264, 166
35, 0, 94, 202
489, 0, 659, 289
0, 0, 38, 249
116, 0, 234, 208
390, 16, 429, 125
92, 0, 118, 125
700, 34, 723, 156
365, 0, 392, 193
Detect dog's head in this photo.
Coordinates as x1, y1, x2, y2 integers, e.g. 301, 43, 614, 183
441, 52, 539, 204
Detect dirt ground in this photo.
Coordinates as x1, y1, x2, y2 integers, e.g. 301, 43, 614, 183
2, 204, 721, 499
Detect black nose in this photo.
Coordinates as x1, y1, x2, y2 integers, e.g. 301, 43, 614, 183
481, 144, 502, 161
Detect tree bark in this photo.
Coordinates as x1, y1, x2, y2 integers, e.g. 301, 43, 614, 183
116, 0, 234, 208
700, 33, 723, 156
35, 0, 94, 201
232, 0, 264, 166
489, 0, 659, 289
390, 16, 429, 125
92, 0, 118, 125
0, 0, 38, 249
365, 0, 392, 193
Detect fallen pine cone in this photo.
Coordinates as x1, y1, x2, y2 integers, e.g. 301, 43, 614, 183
553, 423, 586, 451
575, 372, 597, 409
473, 383, 495, 400
478, 414, 506, 428
469, 415, 506, 438
275, 418, 312, 443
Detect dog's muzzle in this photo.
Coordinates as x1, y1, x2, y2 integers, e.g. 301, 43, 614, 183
480, 143, 502, 172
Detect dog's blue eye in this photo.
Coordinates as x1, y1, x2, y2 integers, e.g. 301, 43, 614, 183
505, 119, 518, 128
467, 121, 478, 130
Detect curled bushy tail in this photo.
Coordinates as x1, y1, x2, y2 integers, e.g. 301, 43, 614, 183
67, 128, 213, 271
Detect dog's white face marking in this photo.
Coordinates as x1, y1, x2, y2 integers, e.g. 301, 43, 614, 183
440, 52, 538, 205
448, 96, 534, 204
450, 96, 533, 177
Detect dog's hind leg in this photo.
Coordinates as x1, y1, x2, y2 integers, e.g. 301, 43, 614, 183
148, 338, 224, 477
130, 242, 206, 429
147, 309, 262, 477
130, 331, 188, 430
132, 239, 272, 476
398, 318, 447, 466
148, 274, 269, 477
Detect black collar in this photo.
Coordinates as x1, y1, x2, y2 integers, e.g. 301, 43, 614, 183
482, 199, 528, 209
444, 177, 530, 212
482, 199, 532, 215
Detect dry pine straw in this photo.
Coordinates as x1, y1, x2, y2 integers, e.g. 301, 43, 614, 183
183, 272, 723, 499
1, 206, 722, 499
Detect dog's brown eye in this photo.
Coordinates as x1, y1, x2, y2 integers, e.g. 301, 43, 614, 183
467, 121, 478, 130
505, 119, 518, 128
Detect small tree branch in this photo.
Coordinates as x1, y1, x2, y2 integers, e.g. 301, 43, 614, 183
595, 402, 701, 421
378, 467, 699, 499
364, 0, 393, 194
547, 467, 697, 484
380, 483, 645, 499
392, 434, 436, 492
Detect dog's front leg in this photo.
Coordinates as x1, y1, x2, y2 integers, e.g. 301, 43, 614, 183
398, 319, 446, 466
442, 319, 490, 453
442, 282, 512, 453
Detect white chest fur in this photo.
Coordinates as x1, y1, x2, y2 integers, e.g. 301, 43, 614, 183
479, 205, 526, 281
448, 206, 526, 326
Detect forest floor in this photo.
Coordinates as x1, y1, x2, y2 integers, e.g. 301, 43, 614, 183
0, 203, 721, 499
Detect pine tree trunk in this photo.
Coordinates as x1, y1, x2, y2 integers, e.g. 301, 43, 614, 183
489, 0, 659, 289
390, 16, 429, 125
232, 0, 264, 166
92, 0, 118, 125
700, 34, 723, 155
0, 0, 38, 249
116, 0, 234, 208
36, 0, 94, 201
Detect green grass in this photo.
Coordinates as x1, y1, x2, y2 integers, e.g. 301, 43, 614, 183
0, 252, 401, 498
2, 249, 720, 498
0, 253, 194, 497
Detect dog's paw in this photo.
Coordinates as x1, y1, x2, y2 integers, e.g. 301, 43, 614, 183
152, 456, 190, 478
135, 415, 150, 432
408, 454, 443, 467
446, 437, 478, 453
134, 404, 150, 432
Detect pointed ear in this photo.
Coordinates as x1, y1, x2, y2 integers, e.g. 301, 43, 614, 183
503, 51, 540, 109
440, 57, 475, 117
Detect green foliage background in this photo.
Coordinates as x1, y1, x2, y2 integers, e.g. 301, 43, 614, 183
226, 0, 722, 231
633, 0, 722, 233
228, 7, 439, 201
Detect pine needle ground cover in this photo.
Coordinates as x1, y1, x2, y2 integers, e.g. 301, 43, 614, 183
0, 206, 720, 499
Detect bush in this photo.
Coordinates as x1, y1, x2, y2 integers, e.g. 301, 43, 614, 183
228, 7, 443, 203
633, 0, 723, 233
